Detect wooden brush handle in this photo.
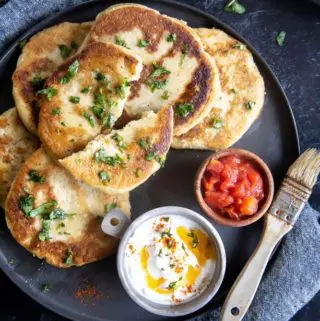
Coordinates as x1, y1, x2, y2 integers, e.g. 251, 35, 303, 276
220, 214, 292, 321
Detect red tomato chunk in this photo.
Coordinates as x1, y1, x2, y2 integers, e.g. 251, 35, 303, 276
202, 155, 265, 220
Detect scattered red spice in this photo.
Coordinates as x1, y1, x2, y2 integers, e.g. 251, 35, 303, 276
74, 284, 104, 305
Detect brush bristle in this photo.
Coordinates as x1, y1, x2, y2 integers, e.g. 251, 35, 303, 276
287, 148, 320, 189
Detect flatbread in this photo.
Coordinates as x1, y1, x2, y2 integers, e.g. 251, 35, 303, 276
172, 28, 265, 150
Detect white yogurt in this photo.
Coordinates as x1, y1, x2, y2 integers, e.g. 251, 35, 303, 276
124, 215, 216, 305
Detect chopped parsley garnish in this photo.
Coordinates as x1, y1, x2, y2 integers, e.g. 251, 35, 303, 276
95, 71, 106, 82
42, 283, 51, 293
115, 36, 130, 49
166, 33, 177, 42
161, 90, 169, 100
52, 107, 61, 115
276, 31, 286, 46
137, 137, 152, 151
60, 121, 66, 127
134, 168, 141, 178
232, 42, 246, 50
182, 243, 187, 253
31, 74, 45, 88
58, 44, 72, 59
81, 86, 91, 94
19, 39, 28, 50
230, 88, 237, 94
99, 171, 111, 183
180, 44, 189, 66
104, 203, 118, 213
167, 276, 182, 290
18, 194, 34, 216
94, 149, 125, 167
64, 249, 73, 266
161, 229, 172, 238
175, 103, 194, 117
105, 203, 117, 213
162, 217, 170, 222
111, 133, 128, 151
36, 87, 58, 101
115, 79, 130, 99
169, 263, 175, 269
146, 152, 156, 161
158, 249, 163, 257
212, 118, 224, 129
187, 229, 199, 248
69, 96, 80, 104
83, 111, 95, 127
146, 64, 171, 93
102, 113, 115, 130
38, 219, 51, 241
151, 64, 171, 78
137, 39, 149, 48
224, 0, 246, 14
29, 200, 58, 218
60, 59, 80, 84
48, 208, 69, 220
167, 239, 173, 249
156, 155, 166, 167
245, 100, 256, 110
28, 170, 45, 183
71, 40, 78, 49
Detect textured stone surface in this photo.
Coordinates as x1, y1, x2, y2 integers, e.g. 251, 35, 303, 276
0, 0, 319, 321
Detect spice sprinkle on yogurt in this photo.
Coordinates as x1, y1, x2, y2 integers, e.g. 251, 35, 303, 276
124, 215, 216, 305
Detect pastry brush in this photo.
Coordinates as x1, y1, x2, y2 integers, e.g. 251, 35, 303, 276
220, 148, 320, 321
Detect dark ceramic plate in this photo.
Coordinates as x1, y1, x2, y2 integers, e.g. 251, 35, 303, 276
0, 1, 299, 321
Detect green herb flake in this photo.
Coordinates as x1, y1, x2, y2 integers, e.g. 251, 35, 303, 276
187, 229, 199, 248
49, 208, 69, 220
83, 111, 95, 127
42, 283, 51, 293
162, 217, 170, 222
111, 133, 128, 151
71, 40, 78, 49
81, 86, 91, 94
95, 71, 106, 82
175, 103, 194, 118
102, 113, 115, 130
232, 42, 246, 50
104, 203, 117, 213
156, 155, 166, 168
94, 149, 126, 167
99, 171, 111, 183
134, 168, 141, 178
29, 200, 58, 218
180, 44, 189, 66
230, 88, 237, 94
36, 87, 58, 101
148, 79, 168, 92
166, 33, 176, 42
60, 59, 80, 84
212, 118, 224, 129
38, 219, 51, 241
137, 39, 149, 48
115, 36, 130, 49
146, 151, 156, 161
169, 263, 175, 269
224, 0, 246, 14
115, 79, 130, 99
31, 74, 45, 87
167, 275, 182, 290
19, 39, 28, 50
69, 96, 80, 104
18, 194, 34, 216
58, 44, 72, 59
161, 229, 172, 238
28, 170, 45, 183
151, 64, 171, 78
158, 249, 163, 257
276, 31, 286, 46
161, 90, 169, 100
64, 249, 73, 266
52, 107, 61, 115
137, 137, 152, 151
245, 100, 256, 110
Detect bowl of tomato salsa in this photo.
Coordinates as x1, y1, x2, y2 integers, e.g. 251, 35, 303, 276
195, 149, 274, 227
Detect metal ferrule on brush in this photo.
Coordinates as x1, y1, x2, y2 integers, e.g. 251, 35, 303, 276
269, 176, 312, 225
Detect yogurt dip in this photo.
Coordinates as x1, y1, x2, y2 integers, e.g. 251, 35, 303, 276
124, 214, 216, 305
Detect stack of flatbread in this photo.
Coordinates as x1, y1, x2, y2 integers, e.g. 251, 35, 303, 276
0, 4, 264, 268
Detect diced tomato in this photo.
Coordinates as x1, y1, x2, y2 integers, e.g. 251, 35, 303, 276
207, 159, 224, 173
239, 196, 259, 215
202, 154, 266, 220
205, 191, 234, 208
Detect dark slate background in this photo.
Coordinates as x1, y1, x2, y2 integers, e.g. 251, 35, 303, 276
0, 0, 319, 320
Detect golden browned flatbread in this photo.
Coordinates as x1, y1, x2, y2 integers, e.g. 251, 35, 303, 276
172, 28, 265, 150
60, 106, 173, 194
12, 22, 92, 135
5, 148, 130, 268
0, 107, 40, 206
83, 4, 221, 136
38, 42, 142, 159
